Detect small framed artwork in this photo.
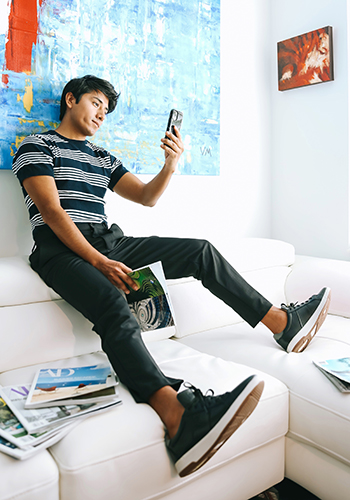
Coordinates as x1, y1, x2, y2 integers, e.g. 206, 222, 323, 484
277, 26, 334, 91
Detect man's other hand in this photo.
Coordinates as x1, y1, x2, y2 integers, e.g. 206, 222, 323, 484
96, 258, 139, 294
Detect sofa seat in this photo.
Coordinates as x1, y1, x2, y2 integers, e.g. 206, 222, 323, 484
0, 451, 59, 500
0, 342, 288, 500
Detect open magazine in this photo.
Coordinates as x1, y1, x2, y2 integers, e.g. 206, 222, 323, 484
313, 357, 350, 392
25, 363, 119, 409
126, 261, 176, 334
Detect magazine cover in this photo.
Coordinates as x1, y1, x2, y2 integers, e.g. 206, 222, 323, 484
25, 363, 119, 409
313, 357, 350, 392
0, 384, 121, 433
126, 261, 176, 333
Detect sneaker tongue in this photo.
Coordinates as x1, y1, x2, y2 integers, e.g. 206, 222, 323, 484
177, 388, 197, 409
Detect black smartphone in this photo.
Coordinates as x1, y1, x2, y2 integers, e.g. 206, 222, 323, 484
165, 109, 183, 139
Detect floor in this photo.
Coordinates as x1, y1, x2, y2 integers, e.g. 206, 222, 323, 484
275, 479, 320, 499
250, 479, 320, 500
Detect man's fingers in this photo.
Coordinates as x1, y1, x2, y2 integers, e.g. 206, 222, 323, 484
162, 135, 183, 154
115, 269, 139, 292
100, 260, 139, 293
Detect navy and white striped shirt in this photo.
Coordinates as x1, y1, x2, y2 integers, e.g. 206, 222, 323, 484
12, 130, 128, 231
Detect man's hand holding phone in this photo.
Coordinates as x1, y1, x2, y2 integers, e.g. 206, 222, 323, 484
160, 109, 184, 172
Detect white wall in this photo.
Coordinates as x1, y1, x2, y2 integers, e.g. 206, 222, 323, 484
1, 0, 273, 259
104, 0, 272, 256
270, 0, 350, 260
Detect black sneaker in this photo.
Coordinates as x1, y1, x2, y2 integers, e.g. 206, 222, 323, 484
165, 374, 264, 477
274, 287, 331, 353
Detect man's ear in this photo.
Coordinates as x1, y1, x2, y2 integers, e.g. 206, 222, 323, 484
65, 92, 76, 111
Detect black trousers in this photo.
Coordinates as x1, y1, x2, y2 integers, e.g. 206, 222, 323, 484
30, 223, 272, 403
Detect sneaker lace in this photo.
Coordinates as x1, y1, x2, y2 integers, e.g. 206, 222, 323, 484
281, 301, 299, 311
281, 296, 312, 311
183, 383, 223, 408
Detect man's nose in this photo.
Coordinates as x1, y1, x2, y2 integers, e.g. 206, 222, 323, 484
97, 110, 105, 121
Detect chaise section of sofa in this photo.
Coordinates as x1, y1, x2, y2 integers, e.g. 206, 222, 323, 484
178, 253, 350, 500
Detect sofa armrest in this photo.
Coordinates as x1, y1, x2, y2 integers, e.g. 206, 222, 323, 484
285, 255, 350, 318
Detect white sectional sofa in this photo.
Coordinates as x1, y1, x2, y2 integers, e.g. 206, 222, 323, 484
1, 236, 349, 500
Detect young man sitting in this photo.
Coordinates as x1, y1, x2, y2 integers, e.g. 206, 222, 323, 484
12, 75, 331, 477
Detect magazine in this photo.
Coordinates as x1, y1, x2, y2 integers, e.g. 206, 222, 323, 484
126, 261, 176, 333
0, 384, 122, 433
0, 435, 35, 460
0, 395, 75, 449
25, 363, 119, 409
313, 357, 350, 393
0, 423, 78, 460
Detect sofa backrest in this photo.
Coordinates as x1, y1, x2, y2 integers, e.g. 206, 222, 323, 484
285, 255, 350, 318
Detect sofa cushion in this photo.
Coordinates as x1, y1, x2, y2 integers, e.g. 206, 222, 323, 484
209, 237, 295, 273
0, 450, 59, 500
0, 300, 102, 373
0, 343, 288, 500
0, 256, 61, 307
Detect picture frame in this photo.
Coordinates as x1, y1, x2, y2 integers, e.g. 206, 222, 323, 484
277, 26, 334, 91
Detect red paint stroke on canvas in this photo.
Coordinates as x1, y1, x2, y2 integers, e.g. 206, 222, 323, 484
3, 0, 45, 79
278, 27, 333, 91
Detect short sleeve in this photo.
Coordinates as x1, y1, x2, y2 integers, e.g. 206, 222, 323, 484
12, 134, 55, 185
108, 155, 129, 191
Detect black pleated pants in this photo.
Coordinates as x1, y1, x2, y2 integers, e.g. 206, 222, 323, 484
30, 223, 272, 403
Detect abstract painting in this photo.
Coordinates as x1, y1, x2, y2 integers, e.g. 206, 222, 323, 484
0, 0, 220, 175
278, 26, 334, 91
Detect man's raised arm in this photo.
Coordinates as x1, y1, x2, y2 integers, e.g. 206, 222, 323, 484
113, 126, 184, 206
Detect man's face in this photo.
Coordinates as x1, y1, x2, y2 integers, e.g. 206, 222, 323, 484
68, 90, 109, 139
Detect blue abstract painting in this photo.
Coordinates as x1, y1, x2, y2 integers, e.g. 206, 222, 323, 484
0, 0, 220, 175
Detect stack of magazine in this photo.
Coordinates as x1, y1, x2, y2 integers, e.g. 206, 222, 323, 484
313, 357, 350, 392
0, 362, 121, 460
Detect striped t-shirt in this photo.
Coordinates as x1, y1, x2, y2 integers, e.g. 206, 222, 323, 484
12, 130, 128, 231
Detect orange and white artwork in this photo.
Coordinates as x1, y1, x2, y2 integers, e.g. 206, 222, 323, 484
277, 26, 334, 91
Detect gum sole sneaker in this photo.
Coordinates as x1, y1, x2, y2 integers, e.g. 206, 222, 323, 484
165, 375, 264, 477
275, 287, 331, 353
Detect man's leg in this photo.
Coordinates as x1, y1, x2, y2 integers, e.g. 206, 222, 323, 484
104, 234, 330, 353
31, 247, 183, 404
105, 236, 272, 327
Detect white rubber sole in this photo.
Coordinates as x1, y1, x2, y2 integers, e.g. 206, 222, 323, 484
288, 287, 331, 353
175, 375, 265, 477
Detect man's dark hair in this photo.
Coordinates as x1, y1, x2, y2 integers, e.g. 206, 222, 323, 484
59, 75, 120, 121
